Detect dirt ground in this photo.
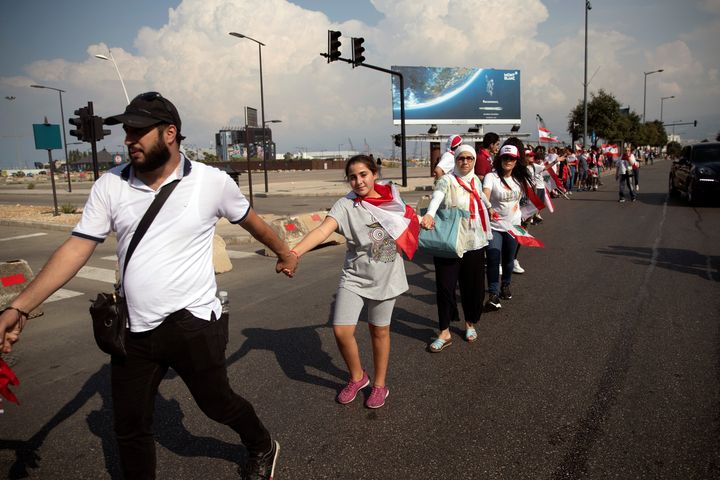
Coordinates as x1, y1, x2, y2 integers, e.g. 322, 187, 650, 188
0, 205, 81, 226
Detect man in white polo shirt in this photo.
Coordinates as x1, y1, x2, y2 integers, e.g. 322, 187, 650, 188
0, 92, 295, 480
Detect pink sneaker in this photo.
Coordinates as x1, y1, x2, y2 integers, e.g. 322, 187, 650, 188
336, 371, 370, 404
365, 385, 389, 409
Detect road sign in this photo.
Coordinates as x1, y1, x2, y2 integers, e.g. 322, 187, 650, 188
114, 155, 123, 164
32, 123, 62, 150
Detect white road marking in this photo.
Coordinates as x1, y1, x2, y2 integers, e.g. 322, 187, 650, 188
0, 233, 48, 242
46, 288, 84, 303
76, 266, 117, 284
226, 250, 257, 259
101, 255, 118, 262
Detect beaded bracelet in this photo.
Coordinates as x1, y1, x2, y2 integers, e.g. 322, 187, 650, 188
2, 306, 29, 320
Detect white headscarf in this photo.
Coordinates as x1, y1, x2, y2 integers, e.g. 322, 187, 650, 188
452, 144, 477, 182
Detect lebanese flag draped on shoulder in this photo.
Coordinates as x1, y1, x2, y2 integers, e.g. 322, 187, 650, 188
350, 182, 420, 260
537, 114, 559, 142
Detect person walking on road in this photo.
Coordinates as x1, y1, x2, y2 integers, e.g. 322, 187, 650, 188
474, 131, 500, 181
483, 142, 530, 311
434, 134, 463, 179
420, 145, 492, 352
0, 92, 297, 480
617, 145, 637, 202
285, 155, 419, 409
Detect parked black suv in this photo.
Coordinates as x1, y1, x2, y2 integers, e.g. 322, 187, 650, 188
669, 142, 720, 203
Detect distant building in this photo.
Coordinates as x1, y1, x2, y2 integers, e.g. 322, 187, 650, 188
215, 127, 276, 162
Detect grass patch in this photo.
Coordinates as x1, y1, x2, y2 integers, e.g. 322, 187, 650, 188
60, 203, 77, 214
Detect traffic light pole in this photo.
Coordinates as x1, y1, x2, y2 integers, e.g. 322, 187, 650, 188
321, 53, 407, 187
86, 102, 100, 181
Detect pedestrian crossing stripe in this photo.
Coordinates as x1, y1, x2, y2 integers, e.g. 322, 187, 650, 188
0, 233, 47, 242
226, 251, 257, 259
46, 288, 83, 303
76, 266, 117, 284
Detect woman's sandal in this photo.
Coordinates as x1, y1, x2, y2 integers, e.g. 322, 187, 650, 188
429, 337, 452, 353
465, 327, 478, 343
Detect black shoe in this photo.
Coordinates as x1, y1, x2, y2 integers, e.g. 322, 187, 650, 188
485, 294, 502, 311
242, 440, 280, 480
500, 283, 512, 300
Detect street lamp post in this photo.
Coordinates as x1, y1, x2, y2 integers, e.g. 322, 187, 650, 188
31, 84, 72, 192
229, 32, 269, 193
583, 1, 591, 149
263, 119, 281, 167
642, 69, 664, 123
95, 49, 130, 105
660, 95, 675, 124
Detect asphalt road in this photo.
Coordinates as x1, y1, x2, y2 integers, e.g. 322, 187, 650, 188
1, 161, 719, 479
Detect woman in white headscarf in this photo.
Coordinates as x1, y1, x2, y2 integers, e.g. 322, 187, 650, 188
420, 145, 493, 352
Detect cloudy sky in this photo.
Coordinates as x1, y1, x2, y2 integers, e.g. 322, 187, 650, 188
1, 0, 719, 168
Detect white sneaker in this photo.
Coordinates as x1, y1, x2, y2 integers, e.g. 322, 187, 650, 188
513, 259, 525, 274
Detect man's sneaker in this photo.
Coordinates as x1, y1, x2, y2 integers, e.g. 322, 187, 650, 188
513, 259, 525, 274
242, 440, 280, 480
500, 283, 512, 300
336, 370, 369, 404
619, 198, 626, 203
365, 385, 389, 409
486, 294, 502, 311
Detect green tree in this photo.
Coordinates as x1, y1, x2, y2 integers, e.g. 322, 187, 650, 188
567, 89, 645, 145
283, 152, 293, 160
202, 151, 218, 163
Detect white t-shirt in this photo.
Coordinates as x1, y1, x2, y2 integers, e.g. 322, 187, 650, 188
436, 151, 456, 174
73, 157, 250, 331
482, 172, 523, 231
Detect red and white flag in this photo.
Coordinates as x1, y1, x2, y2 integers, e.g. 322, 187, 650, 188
507, 224, 545, 247
602, 144, 619, 157
352, 182, 420, 260
537, 114, 559, 142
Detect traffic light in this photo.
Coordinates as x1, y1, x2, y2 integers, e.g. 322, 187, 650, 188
393, 134, 402, 147
328, 30, 341, 62
91, 116, 111, 141
69, 107, 90, 141
352, 37, 365, 66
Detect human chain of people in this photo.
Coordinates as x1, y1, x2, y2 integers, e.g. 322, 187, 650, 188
0, 92, 684, 480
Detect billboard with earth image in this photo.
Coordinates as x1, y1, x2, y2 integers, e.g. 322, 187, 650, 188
391, 66, 521, 125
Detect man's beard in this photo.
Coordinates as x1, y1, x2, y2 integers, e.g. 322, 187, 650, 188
133, 137, 171, 173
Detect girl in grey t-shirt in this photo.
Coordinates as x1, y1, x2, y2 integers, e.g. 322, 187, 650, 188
287, 155, 418, 409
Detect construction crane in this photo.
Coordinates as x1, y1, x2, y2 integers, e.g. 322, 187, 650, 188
347, 137, 355, 151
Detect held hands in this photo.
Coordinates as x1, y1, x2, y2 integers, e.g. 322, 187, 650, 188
275, 250, 299, 278
0, 308, 26, 354
420, 214, 435, 230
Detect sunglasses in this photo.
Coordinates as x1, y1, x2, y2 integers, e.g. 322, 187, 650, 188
456, 156, 474, 162
501, 157, 518, 161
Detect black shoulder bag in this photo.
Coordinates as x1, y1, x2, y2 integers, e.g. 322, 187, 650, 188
89, 179, 181, 356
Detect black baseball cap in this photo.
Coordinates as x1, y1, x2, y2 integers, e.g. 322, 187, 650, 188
104, 91, 185, 140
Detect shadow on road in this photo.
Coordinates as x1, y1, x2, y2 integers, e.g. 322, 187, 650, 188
597, 245, 719, 282
1, 361, 250, 479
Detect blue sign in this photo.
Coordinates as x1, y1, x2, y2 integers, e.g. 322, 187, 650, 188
391, 66, 521, 125
32, 123, 62, 150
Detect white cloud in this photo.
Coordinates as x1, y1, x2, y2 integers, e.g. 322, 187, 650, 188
2, 0, 719, 159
